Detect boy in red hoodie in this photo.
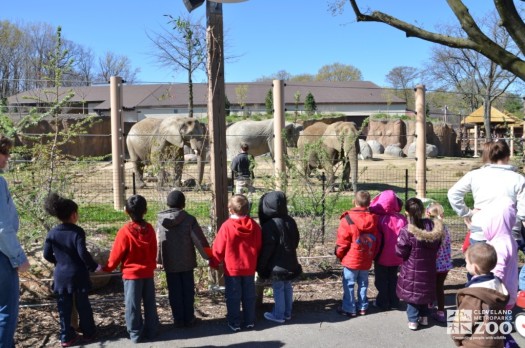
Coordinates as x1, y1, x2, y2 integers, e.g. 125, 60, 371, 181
335, 190, 379, 317
210, 194, 262, 332
103, 195, 159, 343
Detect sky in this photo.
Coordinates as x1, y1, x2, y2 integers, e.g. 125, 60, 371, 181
3, 0, 498, 86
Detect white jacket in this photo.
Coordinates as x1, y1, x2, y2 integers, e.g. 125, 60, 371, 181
447, 164, 525, 240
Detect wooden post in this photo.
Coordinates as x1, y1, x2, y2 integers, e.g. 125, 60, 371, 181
414, 85, 426, 199
110, 76, 125, 210
510, 125, 515, 158
273, 80, 285, 190
473, 125, 479, 158
206, 0, 227, 287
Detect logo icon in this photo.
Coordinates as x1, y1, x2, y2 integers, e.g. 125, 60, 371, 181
447, 309, 473, 334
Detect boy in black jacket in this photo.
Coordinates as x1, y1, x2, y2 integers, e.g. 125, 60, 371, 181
257, 191, 302, 324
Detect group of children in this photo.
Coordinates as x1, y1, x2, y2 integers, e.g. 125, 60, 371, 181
43, 190, 302, 346
42, 185, 520, 347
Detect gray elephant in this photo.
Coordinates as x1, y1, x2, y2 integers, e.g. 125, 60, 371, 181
226, 119, 303, 160
126, 117, 207, 188
297, 121, 359, 191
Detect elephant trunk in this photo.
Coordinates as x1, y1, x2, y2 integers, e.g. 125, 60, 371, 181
196, 148, 205, 187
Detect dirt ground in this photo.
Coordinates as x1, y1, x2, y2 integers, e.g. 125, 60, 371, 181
15, 155, 485, 347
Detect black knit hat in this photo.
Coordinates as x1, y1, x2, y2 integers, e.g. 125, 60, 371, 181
167, 190, 185, 208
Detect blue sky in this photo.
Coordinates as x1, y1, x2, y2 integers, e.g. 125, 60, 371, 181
4, 0, 496, 86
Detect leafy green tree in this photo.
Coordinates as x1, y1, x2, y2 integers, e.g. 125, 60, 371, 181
315, 62, 362, 81
265, 89, 273, 115
385, 66, 419, 110
304, 92, 317, 116
235, 84, 249, 116
225, 94, 231, 116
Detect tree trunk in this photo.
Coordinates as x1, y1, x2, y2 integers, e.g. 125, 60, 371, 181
188, 70, 194, 118
483, 95, 492, 140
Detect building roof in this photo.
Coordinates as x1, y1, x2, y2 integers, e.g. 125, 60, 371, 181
7, 81, 405, 110
462, 106, 521, 124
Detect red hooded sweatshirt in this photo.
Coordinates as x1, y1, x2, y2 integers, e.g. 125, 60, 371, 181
103, 221, 157, 279
210, 216, 262, 276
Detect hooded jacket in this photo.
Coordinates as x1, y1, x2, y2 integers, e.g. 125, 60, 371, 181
396, 218, 444, 304
480, 196, 518, 307
156, 208, 212, 273
103, 221, 157, 279
451, 275, 509, 348
335, 207, 379, 270
448, 164, 525, 241
210, 215, 262, 276
256, 191, 302, 280
369, 190, 407, 267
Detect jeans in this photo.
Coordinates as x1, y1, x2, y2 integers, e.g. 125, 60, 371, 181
0, 252, 19, 348
166, 271, 195, 325
342, 267, 368, 313
373, 263, 399, 310
123, 278, 159, 343
406, 303, 430, 323
435, 272, 448, 311
224, 275, 256, 328
57, 292, 96, 343
271, 280, 293, 320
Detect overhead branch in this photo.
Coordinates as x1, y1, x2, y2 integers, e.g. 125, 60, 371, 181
494, 0, 525, 54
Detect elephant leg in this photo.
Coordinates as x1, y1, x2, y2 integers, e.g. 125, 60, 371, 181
133, 160, 146, 189
341, 160, 351, 191
173, 148, 184, 187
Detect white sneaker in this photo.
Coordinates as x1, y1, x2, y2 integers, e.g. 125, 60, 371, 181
408, 322, 419, 330
264, 312, 285, 324
418, 316, 429, 326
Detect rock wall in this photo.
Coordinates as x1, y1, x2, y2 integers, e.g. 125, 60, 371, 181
367, 119, 407, 149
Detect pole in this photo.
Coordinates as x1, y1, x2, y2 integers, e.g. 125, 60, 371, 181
473, 125, 479, 158
414, 85, 426, 199
273, 79, 285, 190
110, 76, 125, 210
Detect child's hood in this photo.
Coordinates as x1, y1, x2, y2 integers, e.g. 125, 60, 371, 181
344, 209, 376, 233
480, 196, 516, 242
369, 190, 403, 215
126, 221, 155, 245
258, 191, 287, 225
157, 208, 188, 229
229, 216, 259, 237
407, 218, 444, 243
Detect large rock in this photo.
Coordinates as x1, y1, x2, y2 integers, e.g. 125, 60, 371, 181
358, 139, 373, 160
406, 142, 439, 158
367, 140, 384, 154
384, 145, 405, 157
404, 121, 460, 156
367, 119, 407, 149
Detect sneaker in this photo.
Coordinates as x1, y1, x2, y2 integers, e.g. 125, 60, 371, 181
264, 312, 285, 324
284, 315, 292, 321
245, 324, 255, 330
418, 316, 429, 326
408, 322, 419, 330
61, 335, 80, 347
336, 307, 356, 317
359, 309, 367, 315
228, 323, 241, 332
432, 311, 446, 323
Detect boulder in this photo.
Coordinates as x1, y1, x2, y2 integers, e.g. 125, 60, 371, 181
384, 145, 405, 157
366, 140, 384, 154
406, 142, 439, 158
367, 119, 407, 149
358, 139, 373, 160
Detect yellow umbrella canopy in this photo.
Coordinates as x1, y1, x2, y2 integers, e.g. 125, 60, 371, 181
462, 106, 521, 124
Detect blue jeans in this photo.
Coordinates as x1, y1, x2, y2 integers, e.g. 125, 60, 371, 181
166, 271, 195, 325
0, 252, 19, 348
57, 292, 96, 343
342, 267, 369, 314
271, 280, 293, 320
123, 278, 159, 343
406, 303, 430, 323
373, 263, 399, 310
224, 275, 256, 328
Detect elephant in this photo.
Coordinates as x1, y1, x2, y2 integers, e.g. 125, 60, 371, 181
297, 121, 359, 192
126, 117, 207, 189
226, 119, 303, 160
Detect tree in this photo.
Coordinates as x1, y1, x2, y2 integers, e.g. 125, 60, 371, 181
96, 51, 139, 84
290, 73, 315, 82
147, 15, 206, 117
294, 90, 301, 119
315, 62, 362, 81
385, 66, 419, 110
265, 88, 273, 115
254, 69, 292, 82
235, 84, 249, 116
342, 0, 525, 81
304, 92, 317, 116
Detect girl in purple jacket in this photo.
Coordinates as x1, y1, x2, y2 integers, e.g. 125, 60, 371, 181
396, 198, 444, 331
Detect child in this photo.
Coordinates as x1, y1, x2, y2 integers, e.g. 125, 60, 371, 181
210, 194, 262, 332
369, 190, 407, 310
451, 243, 509, 347
480, 196, 518, 309
396, 197, 443, 330
156, 190, 212, 327
103, 195, 159, 343
334, 190, 379, 317
43, 192, 101, 347
257, 191, 302, 324
426, 201, 452, 323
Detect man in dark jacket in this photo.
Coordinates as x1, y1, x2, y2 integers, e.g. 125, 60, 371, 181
257, 191, 302, 324
231, 143, 254, 195
156, 190, 212, 327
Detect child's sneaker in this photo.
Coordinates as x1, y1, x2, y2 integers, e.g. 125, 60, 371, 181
359, 309, 367, 315
408, 322, 419, 330
432, 310, 446, 323
284, 315, 292, 321
418, 316, 429, 326
336, 307, 356, 318
264, 312, 285, 324
61, 335, 80, 347
228, 323, 241, 332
